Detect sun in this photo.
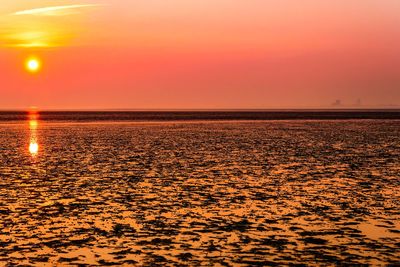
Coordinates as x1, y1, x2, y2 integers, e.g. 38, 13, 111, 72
25, 57, 42, 73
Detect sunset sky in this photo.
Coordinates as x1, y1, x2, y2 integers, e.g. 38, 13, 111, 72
1, 0, 399, 109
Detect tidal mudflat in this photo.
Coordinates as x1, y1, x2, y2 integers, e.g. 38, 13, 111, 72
0, 119, 399, 266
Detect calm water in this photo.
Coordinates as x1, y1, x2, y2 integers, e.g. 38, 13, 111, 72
0, 113, 399, 266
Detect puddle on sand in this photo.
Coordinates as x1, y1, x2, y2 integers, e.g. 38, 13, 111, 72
0, 120, 399, 266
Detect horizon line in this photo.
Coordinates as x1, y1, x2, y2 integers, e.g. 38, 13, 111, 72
1, 108, 400, 112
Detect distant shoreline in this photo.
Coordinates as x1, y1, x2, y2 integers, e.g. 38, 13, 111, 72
1, 110, 400, 121
1, 108, 400, 112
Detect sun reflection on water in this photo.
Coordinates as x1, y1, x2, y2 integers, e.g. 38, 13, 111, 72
28, 110, 39, 157
29, 142, 39, 155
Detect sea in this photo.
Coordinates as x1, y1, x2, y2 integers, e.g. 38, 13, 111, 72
0, 111, 399, 266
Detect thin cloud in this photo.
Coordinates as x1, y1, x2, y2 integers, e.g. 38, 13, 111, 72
13, 4, 102, 16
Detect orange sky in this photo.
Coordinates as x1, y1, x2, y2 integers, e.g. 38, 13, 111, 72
1, 0, 399, 109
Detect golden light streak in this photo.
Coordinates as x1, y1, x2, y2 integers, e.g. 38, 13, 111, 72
5, 31, 53, 48
1, 4, 103, 48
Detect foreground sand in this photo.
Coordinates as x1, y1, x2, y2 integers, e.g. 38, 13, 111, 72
0, 120, 399, 266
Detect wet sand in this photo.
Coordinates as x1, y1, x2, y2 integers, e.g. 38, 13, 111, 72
0, 120, 399, 266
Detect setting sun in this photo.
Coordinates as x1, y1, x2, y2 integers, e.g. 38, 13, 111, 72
25, 58, 41, 73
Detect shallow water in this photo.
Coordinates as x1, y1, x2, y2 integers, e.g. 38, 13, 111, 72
0, 119, 399, 266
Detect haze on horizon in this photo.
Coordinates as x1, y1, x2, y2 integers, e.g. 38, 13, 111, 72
0, 0, 399, 110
